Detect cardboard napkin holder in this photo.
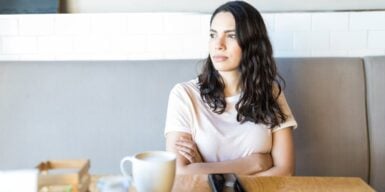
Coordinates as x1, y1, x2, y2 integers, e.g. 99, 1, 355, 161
37, 159, 90, 192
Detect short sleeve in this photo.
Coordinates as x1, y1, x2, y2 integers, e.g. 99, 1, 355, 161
272, 91, 298, 133
164, 84, 193, 136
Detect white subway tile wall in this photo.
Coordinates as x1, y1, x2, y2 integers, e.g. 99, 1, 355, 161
275, 13, 311, 32
0, 17, 18, 35
350, 12, 385, 30
0, 11, 384, 60
54, 14, 91, 35
368, 30, 385, 49
2, 37, 37, 54
270, 31, 294, 51
330, 31, 367, 50
19, 15, 54, 36
294, 31, 330, 51
311, 13, 349, 31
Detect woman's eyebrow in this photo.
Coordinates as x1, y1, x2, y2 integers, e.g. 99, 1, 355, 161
210, 29, 236, 33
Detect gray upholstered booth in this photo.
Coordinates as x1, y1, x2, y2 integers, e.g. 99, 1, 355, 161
0, 60, 200, 173
277, 58, 369, 180
364, 56, 385, 192
0, 57, 384, 191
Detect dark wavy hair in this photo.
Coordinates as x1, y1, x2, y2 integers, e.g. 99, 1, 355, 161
198, 1, 287, 128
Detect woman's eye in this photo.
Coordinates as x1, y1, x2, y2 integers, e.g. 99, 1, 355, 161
209, 33, 216, 38
228, 34, 237, 39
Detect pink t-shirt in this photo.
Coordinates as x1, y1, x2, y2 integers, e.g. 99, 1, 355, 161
164, 79, 297, 162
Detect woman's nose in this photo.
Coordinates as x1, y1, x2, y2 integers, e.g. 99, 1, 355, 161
214, 36, 225, 50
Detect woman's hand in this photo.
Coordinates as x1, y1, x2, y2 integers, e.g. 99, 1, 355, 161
175, 136, 203, 164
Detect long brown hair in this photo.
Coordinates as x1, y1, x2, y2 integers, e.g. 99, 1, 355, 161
198, 1, 287, 128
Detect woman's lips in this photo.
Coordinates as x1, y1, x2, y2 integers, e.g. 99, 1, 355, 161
212, 56, 228, 62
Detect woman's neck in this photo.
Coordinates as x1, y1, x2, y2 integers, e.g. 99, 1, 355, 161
220, 71, 241, 97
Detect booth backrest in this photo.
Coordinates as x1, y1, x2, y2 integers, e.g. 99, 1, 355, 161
277, 58, 369, 180
364, 56, 385, 191
0, 60, 200, 173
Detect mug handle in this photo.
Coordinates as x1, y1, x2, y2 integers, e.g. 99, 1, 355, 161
120, 156, 133, 177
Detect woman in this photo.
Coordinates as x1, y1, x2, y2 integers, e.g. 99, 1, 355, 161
165, 1, 297, 176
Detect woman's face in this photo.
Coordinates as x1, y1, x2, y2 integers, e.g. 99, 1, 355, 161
209, 12, 242, 74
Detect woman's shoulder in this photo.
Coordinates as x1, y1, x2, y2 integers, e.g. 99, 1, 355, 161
171, 78, 199, 95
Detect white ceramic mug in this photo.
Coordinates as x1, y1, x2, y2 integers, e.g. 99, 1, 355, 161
120, 151, 176, 192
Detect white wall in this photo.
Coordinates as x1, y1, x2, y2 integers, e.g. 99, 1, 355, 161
0, 11, 385, 61
64, 0, 385, 13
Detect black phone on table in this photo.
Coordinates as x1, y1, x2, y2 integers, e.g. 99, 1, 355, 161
208, 173, 246, 192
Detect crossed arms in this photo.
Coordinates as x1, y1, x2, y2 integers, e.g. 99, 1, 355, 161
165, 127, 295, 176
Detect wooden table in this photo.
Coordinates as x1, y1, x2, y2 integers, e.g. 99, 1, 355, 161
90, 175, 375, 192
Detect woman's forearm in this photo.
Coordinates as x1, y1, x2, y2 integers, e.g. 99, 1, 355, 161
252, 165, 294, 176
176, 153, 272, 175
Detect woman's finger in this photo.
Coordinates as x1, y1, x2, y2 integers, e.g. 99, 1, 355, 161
176, 140, 195, 149
176, 144, 194, 155
175, 137, 202, 163
178, 150, 193, 163
176, 144, 198, 163
175, 141, 194, 149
